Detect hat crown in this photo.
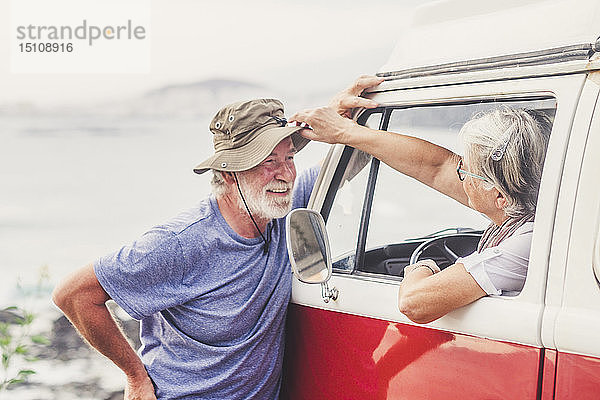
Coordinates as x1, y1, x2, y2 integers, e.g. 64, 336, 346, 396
192, 98, 309, 175
210, 99, 285, 151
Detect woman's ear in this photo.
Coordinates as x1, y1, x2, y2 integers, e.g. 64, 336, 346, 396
495, 189, 509, 211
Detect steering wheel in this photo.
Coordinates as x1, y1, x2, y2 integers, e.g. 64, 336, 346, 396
409, 234, 481, 266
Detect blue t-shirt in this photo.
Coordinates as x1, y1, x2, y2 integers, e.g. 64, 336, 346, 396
94, 167, 319, 400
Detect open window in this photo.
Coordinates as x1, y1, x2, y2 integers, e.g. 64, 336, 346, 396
325, 97, 556, 280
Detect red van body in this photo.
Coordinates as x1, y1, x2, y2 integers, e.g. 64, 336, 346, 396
282, 1, 600, 398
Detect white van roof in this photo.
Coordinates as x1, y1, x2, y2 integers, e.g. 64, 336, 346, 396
379, 0, 600, 79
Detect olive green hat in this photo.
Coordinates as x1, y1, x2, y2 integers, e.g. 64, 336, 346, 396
193, 99, 310, 174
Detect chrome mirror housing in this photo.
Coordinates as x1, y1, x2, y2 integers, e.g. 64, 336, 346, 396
285, 208, 332, 284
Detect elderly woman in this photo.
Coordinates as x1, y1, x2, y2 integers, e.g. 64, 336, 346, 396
291, 76, 551, 324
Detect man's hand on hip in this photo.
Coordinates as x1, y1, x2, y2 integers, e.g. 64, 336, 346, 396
125, 374, 157, 400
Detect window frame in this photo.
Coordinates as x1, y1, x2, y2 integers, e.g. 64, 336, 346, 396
327, 95, 557, 277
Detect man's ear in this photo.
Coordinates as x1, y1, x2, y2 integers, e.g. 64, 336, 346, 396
495, 189, 509, 211
222, 171, 237, 185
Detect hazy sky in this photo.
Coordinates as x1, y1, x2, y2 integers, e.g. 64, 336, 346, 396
1, 0, 421, 107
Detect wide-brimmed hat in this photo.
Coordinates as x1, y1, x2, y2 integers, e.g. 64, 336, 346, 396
193, 99, 310, 174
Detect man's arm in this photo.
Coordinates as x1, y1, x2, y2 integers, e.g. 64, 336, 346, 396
52, 264, 156, 400
397, 261, 487, 324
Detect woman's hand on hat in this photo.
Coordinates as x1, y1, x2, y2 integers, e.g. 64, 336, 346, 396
290, 107, 357, 145
290, 75, 383, 145
329, 75, 383, 118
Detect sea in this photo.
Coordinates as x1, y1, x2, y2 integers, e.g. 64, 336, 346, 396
0, 113, 329, 306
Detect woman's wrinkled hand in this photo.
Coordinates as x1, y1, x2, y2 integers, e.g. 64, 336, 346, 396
290, 106, 357, 144
328, 75, 384, 117
404, 259, 441, 276
289, 75, 384, 145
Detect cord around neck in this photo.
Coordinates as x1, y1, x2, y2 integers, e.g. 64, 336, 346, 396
233, 173, 272, 254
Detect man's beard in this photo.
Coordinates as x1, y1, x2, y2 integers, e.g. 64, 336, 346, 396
236, 173, 294, 220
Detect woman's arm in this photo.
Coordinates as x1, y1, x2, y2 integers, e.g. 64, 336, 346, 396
291, 106, 469, 207
398, 261, 487, 324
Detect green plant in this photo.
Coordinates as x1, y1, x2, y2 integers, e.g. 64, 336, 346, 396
0, 305, 50, 390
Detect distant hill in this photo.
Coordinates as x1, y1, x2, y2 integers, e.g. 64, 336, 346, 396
145, 79, 264, 97
104, 78, 281, 117
0, 78, 332, 118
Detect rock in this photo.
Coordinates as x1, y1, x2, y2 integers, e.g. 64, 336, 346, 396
6, 305, 141, 399
0, 308, 22, 324
34, 304, 141, 362
107, 301, 141, 350
104, 390, 126, 400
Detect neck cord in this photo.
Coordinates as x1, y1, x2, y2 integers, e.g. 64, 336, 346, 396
233, 173, 272, 254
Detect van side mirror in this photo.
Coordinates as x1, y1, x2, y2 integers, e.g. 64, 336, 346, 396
286, 208, 332, 284
286, 209, 338, 303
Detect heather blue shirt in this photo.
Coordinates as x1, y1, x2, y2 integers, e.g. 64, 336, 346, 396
95, 167, 319, 400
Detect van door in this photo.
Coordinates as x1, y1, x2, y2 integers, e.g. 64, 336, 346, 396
545, 72, 600, 400
283, 74, 586, 400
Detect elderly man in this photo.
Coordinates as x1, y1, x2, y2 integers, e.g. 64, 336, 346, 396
52, 99, 318, 399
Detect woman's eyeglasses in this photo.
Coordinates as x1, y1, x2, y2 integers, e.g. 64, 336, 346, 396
456, 159, 492, 183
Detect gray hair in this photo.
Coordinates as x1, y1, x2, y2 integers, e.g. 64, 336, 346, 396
459, 107, 552, 218
210, 170, 228, 197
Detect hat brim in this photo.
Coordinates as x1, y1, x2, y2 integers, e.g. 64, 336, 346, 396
193, 125, 310, 175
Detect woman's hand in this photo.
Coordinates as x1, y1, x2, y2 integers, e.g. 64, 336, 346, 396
289, 75, 383, 145
403, 259, 441, 276
329, 75, 384, 117
290, 106, 358, 144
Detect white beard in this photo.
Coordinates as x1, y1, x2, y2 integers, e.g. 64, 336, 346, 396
236, 173, 294, 220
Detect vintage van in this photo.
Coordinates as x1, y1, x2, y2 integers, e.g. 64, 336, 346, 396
281, 1, 600, 399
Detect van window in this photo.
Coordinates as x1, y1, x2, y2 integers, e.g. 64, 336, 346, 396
328, 98, 556, 276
